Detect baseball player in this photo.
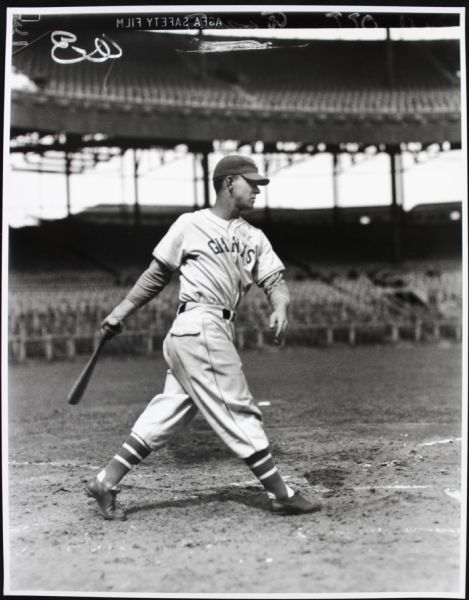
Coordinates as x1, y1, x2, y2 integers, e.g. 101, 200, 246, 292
85, 155, 322, 519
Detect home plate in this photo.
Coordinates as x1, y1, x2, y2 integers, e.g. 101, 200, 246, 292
258, 401, 271, 407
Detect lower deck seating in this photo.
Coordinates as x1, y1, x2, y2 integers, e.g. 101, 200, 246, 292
8, 267, 462, 340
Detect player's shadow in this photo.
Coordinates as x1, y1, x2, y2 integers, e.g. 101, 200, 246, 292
165, 420, 287, 464
166, 422, 234, 463
125, 485, 267, 515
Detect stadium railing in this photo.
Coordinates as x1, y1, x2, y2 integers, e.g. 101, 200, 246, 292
7, 271, 462, 362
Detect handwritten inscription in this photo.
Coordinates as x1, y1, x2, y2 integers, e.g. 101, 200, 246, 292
399, 15, 416, 28
325, 12, 378, 28
13, 15, 30, 47
112, 10, 437, 32
324, 11, 448, 29
51, 31, 122, 64
261, 11, 287, 28
112, 11, 452, 32
13, 16, 29, 37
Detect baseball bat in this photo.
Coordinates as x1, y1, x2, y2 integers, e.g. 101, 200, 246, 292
67, 331, 111, 405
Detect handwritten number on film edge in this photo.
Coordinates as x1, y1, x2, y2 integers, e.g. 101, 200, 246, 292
261, 12, 287, 28
51, 31, 123, 64
325, 12, 378, 28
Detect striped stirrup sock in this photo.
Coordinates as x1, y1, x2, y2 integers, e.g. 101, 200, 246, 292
96, 431, 151, 489
244, 447, 294, 500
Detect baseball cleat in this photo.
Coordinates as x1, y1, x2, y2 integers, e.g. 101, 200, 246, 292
269, 492, 322, 515
85, 478, 127, 521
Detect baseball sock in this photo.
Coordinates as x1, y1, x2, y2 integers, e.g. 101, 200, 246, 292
244, 447, 294, 500
96, 431, 151, 489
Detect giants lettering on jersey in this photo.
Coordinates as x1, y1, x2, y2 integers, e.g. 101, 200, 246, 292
208, 236, 256, 264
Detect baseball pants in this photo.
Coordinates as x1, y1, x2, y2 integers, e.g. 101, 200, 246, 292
132, 303, 270, 458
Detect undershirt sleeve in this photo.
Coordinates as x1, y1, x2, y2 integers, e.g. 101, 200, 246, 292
125, 259, 173, 308
261, 271, 290, 309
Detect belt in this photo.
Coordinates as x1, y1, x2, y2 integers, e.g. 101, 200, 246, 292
177, 302, 236, 322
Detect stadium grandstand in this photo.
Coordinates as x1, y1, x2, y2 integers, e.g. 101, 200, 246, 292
12, 31, 460, 143
7, 19, 463, 361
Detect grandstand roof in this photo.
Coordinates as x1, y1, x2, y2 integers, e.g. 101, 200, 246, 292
11, 32, 461, 146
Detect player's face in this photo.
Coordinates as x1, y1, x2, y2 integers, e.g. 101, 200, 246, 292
232, 175, 260, 211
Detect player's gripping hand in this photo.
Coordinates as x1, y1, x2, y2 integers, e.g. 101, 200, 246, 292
100, 314, 123, 339
269, 308, 288, 345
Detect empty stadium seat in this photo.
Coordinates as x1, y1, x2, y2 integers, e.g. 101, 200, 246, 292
12, 34, 460, 116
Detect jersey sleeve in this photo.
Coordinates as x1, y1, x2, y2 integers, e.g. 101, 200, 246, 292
253, 230, 285, 286
152, 215, 188, 271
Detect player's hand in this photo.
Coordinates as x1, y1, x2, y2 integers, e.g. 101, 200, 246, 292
269, 308, 288, 345
100, 314, 123, 338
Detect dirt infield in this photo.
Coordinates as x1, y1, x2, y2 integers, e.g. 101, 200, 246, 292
6, 343, 464, 595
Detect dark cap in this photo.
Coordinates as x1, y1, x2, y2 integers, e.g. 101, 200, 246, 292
212, 155, 270, 186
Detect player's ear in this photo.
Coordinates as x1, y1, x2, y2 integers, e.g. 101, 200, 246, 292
226, 176, 234, 192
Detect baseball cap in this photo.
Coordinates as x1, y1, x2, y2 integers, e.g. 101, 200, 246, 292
212, 155, 270, 186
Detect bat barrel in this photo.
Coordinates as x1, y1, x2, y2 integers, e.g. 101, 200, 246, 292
67, 334, 108, 405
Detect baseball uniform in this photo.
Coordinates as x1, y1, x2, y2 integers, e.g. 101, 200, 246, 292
85, 155, 322, 519
131, 208, 284, 458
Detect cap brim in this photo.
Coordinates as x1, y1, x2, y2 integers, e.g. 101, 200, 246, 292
242, 173, 270, 186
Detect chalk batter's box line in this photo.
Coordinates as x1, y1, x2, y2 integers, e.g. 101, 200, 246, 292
8, 461, 460, 485
9, 433, 462, 471
8, 460, 461, 500
420, 437, 462, 446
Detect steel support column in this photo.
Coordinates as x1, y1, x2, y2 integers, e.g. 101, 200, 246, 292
65, 152, 72, 217
133, 148, 141, 228
390, 150, 401, 262
193, 153, 199, 210
264, 155, 270, 222
332, 153, 340, 228
201, 151, 210, 208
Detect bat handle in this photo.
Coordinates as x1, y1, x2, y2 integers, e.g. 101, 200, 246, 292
101, 322, 123, 339
95, 334, 109, 352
